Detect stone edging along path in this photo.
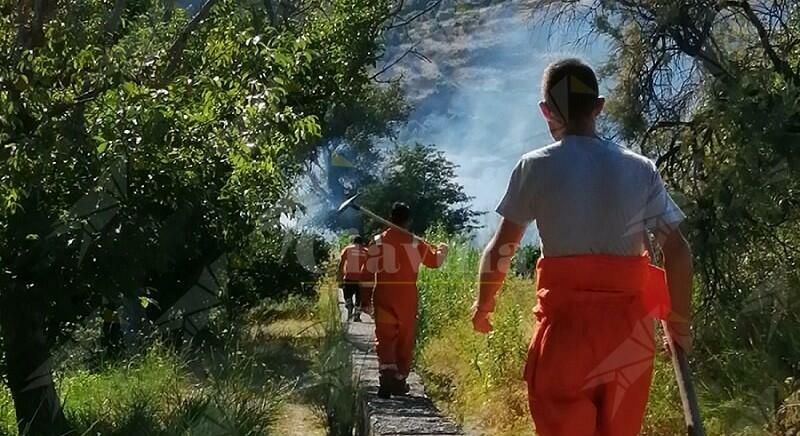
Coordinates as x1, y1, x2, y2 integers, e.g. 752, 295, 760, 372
344, 312, 466, 436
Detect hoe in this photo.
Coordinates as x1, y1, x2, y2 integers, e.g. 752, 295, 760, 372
336, 194, 432, 245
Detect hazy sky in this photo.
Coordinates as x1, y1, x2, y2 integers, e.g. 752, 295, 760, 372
389, 8, 609, 243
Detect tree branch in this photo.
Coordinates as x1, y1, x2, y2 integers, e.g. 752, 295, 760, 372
387, 0, 441, 30
380, 0, 405, 24
15, 0, 57, 50
104, 0, 126, 35
159, 0, 222, 84
725, 0, 800, 85
162, 0, 174, 22
32, 0, 221, 125
370, 42, 427, 80
264, 0, 277, 25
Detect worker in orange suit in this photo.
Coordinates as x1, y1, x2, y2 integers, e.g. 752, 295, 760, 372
363, 202, 449, 398
337, 235, 368, 322
472, 58, 694, 435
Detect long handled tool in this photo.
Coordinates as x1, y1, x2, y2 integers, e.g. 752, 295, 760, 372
336, 194, 432, 245
646, 237, 705, 436
662, 320, 705, 436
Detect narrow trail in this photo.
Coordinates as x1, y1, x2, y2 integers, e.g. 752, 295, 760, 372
274, 402, 326, 436
247, 315, 327, 436
344, 309, 466, 435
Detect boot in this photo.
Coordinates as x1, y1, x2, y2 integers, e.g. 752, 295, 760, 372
392, 376, 410, 396
378, 369, 396, 399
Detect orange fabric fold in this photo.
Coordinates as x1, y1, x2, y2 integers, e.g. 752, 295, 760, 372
534, 253, 671, 321
524, 253, 671, 436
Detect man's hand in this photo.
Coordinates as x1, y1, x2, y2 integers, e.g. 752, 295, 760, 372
473, 219, 525, 335
437, 242, 449, 255
661, 229, 693, 355
664, 320, 692, 355
471, 304, 493, 334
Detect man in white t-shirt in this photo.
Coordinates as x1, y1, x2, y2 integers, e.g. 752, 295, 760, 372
472, 58, 694, 436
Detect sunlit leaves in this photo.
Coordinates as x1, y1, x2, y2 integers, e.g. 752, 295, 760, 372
0, 0, 395, 319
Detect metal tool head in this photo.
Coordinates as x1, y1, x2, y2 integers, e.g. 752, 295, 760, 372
337, 193, 361, 214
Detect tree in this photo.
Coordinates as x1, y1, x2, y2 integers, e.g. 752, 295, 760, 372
359, 143, 481, 236
0, 0, 403, 432
306, 82, 410, 229
227, 228, 331, 307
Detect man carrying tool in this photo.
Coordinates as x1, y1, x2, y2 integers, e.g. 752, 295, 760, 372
363, 202, 449, 398
473, 58, 694, 435
336, 235, 368, 322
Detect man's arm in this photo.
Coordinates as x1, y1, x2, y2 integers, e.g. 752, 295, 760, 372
335, 250, 346, 284
473, 218, 526, 333
421, 240, 449, 269
359, 262, 375, 314
661, 227, 694, 352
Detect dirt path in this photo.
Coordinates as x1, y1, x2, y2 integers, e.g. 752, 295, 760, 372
247, 315, 327, 436
273, 402, 326, 436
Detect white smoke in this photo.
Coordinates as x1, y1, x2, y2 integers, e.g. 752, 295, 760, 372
382, 2, 609, 244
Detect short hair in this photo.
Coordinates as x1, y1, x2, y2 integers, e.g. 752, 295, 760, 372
351, 235, 364, 245
541, 58, 600, 123
390, 202, 411, 226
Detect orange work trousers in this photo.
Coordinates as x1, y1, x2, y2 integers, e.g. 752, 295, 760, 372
373, 285, 418, 377
524, 254, 671, 436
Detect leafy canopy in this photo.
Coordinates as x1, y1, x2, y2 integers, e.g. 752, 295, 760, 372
360, 143, 480, 236
0, 0, 395, 330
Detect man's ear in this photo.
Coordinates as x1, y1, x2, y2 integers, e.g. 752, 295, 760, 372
539, 101, 552, 120
593, 97, 606, 117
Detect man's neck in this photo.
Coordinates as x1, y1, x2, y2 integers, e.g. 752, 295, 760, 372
562, 127, 597, 138
561, 119, 598, 138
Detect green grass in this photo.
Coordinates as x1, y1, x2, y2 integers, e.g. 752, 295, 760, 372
55, 342, 285, 436
60, 344, 186, 434
312, 274, 357, 436
248, 294, 320, 326
413, 237, 800, 436
417, 282, 534, 434
0, 313, 298, 436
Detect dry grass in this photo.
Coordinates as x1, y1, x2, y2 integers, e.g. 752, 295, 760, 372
414, 236, 796, 436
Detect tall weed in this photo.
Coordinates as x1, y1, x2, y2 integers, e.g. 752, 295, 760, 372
414, 236, 799, 435
312, 275, 356, 436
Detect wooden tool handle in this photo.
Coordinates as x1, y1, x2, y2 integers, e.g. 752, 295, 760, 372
661, 320, 705, 436
358, 206, 433, 245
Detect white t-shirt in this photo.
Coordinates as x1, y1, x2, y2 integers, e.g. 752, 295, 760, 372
496, 135, 685, 257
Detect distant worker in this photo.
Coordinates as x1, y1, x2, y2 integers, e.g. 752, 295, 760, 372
473, 58, 694, 435
337, 235, 368, 322
363, 202, 449, 398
